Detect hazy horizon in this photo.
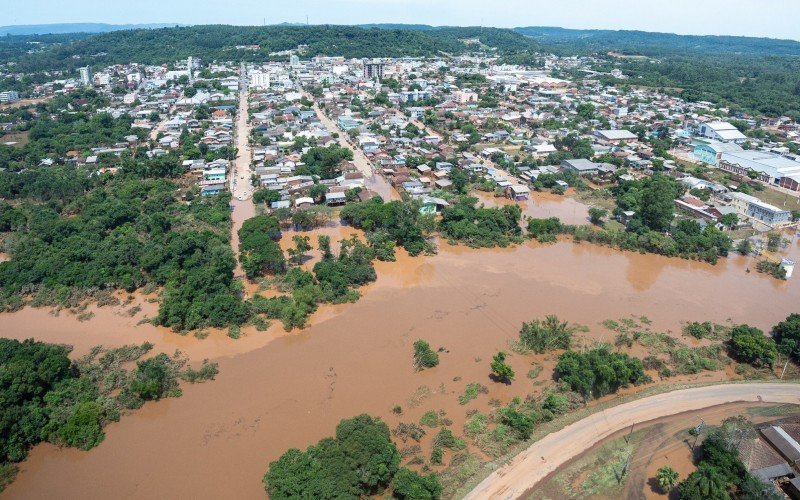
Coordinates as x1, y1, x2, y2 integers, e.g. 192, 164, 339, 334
2, 0, 799, 41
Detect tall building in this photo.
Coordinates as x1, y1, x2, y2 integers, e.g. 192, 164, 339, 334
79, 66, 93, 86
0, 91, 20, 103
249, 71, 271, 90
187, 57, 194, 80
290, 55, 300, 67
363, 60, 384, 81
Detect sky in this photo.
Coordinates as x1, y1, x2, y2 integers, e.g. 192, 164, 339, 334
2, 0, 800, 41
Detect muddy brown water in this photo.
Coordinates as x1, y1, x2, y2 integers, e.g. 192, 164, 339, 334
1, 232, 799, 499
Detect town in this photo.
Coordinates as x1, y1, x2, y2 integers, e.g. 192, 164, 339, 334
2, 17, 800, 500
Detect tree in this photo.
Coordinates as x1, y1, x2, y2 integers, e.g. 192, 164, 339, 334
309, 183, 328, 203
657, 465, 679, 493
719, 213, 738, 228
392, 468, 441, 499
729, 324, 777, 368
490, 351, 515, 383
413, 340, 439, 370
736, 239, 752, 256
317, 235, 333, 261
773, 313, 800, 363
288, 235, 312, 265
263, 414, 400, 499
555, 347, 650, 399
588, 207, 607, 226
679, 463, 728, 500
767, 233, 782, 252
639, 175, 682, 232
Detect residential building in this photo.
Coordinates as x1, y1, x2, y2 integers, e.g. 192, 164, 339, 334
363, 61, 385, 81
729, 192, 791, 225
594, 129, 638, 144
698, 121, 747, 143
79, 66, 93, 86
0, 91, 20, 103
250, 71, 271, 90
561, 158, 599, 175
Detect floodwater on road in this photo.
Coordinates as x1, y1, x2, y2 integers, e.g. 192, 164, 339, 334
2, 233, 799, 499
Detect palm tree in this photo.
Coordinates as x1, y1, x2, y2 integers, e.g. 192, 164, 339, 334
656, 465, 679, 493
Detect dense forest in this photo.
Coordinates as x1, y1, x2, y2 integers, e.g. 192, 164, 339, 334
514, 26, 800, 57
595, 55, 800, 119
1, 25, 538, 72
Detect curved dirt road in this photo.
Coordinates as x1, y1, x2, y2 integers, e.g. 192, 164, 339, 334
465, 383, 800, 500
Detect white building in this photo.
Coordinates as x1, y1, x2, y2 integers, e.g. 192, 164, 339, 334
249, 71, 271, 90
79, 66, 93, 86
698, 121, 747, 143
0, 91, 20, 103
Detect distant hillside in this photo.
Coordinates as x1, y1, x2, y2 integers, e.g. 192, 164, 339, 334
6, 24, 538, 71
514, 26, 800, 57
0, 23, 181, 36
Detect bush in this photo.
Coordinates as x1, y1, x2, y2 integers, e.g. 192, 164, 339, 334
729, 324, 777, 368
518, 315, 574, 353
555, 347, 651, 399
392, 468, 441, 499
413, 340, 440, 370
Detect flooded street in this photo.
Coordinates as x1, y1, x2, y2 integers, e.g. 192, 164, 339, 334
2, 233, 799, 499
475, 189, 591, 226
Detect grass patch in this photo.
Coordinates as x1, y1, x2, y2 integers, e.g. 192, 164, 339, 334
458, 383, 489, 405
420, 410, 439, 428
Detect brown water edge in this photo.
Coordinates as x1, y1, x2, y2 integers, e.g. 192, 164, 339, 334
3, 237, 800, 499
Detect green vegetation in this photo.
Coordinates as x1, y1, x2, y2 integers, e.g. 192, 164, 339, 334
340, 197, 434, 256
516, 315, 575, 354
526, 217, 562, 243
0, 173, 248, 331
419, 411, 439, 428
238, 215, 285, 278
8, 25, 538, 73
298, 145, 353, 179
263, 414, 440, 499
728, 324, 777, 368
249, 236, 377, 330
458, 384, 489, 405
773, 313, 800, 363
413, 340, 440, 370
756, 260, 787, 280
439, 197, 522, 248
490, 351, 515, 383
555, 347, 650, 399
657, 465, 680, 493
0, 338, 216, 491
678, 417, 780, 500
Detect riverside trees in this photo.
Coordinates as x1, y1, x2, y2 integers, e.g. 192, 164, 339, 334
263, 414, 440, 499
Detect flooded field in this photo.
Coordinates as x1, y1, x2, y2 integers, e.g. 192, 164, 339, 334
2, 230, 799, 499
476, 189, 591, 226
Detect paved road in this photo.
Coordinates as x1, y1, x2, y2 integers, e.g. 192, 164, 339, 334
465, 383, 800, 500
304, 92, 400, 201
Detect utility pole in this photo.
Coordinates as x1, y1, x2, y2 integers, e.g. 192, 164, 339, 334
625, 422, 635, 443
692, 418, 705, 452
781, 357, 790, 380
618, 452, 632, 484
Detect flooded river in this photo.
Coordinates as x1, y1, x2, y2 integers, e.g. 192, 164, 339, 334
2, 232, 799, 499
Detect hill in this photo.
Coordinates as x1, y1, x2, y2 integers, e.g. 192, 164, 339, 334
514, 26, 800, 57
0, 23, 181, 36
4, 24, 538, 72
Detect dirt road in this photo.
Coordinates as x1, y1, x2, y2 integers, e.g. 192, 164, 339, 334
304, 92, 399, 201
465, 383, 800, 500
